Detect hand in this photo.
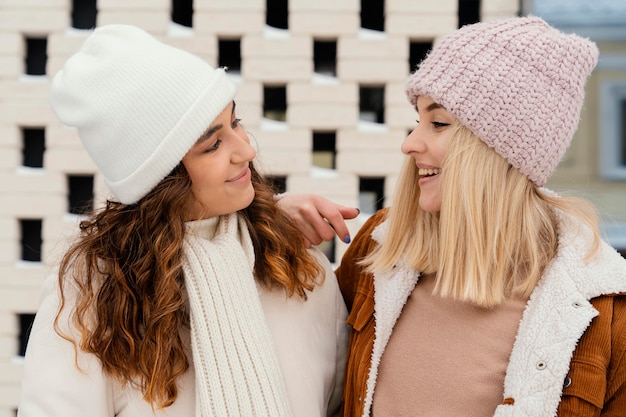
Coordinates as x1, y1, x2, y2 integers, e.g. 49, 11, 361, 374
277, 194, 359, 247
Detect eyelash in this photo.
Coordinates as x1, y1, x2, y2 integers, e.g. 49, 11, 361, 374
205, 140, 222, 153
205, 118, 243, 153
415, 120, 450, 128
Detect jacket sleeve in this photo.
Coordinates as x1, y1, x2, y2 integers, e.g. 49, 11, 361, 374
17, 275, 116, 417
601, 293, 626, 416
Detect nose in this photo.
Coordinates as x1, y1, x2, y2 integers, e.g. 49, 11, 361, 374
232, 131, 256, 163
401, 125, 426, 155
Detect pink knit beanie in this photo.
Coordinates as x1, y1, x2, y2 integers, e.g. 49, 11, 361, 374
405, 16, 598, 186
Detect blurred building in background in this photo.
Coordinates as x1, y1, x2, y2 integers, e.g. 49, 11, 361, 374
2, 0, 625, 415
522, 0, 626, 256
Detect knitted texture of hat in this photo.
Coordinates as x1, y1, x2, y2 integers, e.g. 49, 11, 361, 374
405, 16, 598, 186
50, 25, 237, 204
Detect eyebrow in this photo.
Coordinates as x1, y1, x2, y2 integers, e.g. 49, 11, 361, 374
415, 102, 443, 114
196, 101, 236, 145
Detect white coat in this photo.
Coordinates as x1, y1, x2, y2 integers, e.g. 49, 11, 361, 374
17, 249, 348, 417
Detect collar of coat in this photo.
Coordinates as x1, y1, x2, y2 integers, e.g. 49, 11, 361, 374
362, 207, 626, 417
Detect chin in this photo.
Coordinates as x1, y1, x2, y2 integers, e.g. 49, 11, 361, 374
242, 188, 256, 208
418, 199, 442, 213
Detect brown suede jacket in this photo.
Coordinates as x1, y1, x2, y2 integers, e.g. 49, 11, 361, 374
336, 209, 626, 417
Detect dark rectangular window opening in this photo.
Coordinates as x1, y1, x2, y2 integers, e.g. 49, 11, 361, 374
263, 85, 287, 122
18, 313, 36, 357
359, 85, 385, 124
266, 0, 288, 29
620, 100, 626, 166
68, 174, 94, 215
361, 0, 385, 31
458, 0, 481, 28
20, 219, 42, 262
359, 177, 385, 214
25, 37, 47, 76
265, 175, 287, 194
72, 0, 97, 29
22, 128, 45, 168
172, 0, 193, 27
219, 38, 241, 73
409, 41, 432, 73
312, 131, 336, 169
314, 40, 337, 76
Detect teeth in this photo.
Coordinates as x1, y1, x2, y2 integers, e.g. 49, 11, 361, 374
419, 168, 441, 176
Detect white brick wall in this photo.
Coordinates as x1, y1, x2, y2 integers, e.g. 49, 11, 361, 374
0, 0, 519, 414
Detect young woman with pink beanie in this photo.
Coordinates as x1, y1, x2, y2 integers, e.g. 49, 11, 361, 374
282, 16, 626, 416
17, 25, 350, 417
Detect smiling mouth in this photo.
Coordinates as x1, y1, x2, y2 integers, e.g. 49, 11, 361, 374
228, 167, 250, 182
418, 168, 441, 177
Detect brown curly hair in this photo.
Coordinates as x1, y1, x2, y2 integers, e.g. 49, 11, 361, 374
55, 162, 321, 408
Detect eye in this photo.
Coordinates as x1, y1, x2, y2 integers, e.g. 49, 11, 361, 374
232, 118, 242, 129
205, 139, 222, 153
432, 121, 450, 128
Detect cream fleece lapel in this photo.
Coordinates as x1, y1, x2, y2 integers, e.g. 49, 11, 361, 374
363, 221, 420, 416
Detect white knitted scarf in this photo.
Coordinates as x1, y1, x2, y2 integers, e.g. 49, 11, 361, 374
182, 213, 293, 417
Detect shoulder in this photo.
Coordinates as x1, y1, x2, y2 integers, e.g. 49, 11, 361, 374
551, 211, 626, 297
340, 208, 388, 267
352, 208, 389, 249
308, 246, 334, 271
335, 209, 388, 309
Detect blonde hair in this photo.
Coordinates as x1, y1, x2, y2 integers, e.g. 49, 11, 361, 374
363, 124, 601, 308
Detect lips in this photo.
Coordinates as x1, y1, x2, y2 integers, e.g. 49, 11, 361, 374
227, 167, 251, 182
417, 165, 441, 187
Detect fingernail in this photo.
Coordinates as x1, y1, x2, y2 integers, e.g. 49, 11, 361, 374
344, 235, 351, 244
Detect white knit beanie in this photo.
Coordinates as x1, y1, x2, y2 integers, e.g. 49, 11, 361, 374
50, 25, 237, 204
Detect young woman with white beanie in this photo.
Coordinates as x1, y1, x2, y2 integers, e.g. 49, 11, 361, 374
17, 24, 349, 417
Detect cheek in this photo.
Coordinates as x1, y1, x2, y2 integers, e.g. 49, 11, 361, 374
185, 165, 202, 187
184, 155, 215, 184
435, 135, 451, 162
184, 163, 215, 193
